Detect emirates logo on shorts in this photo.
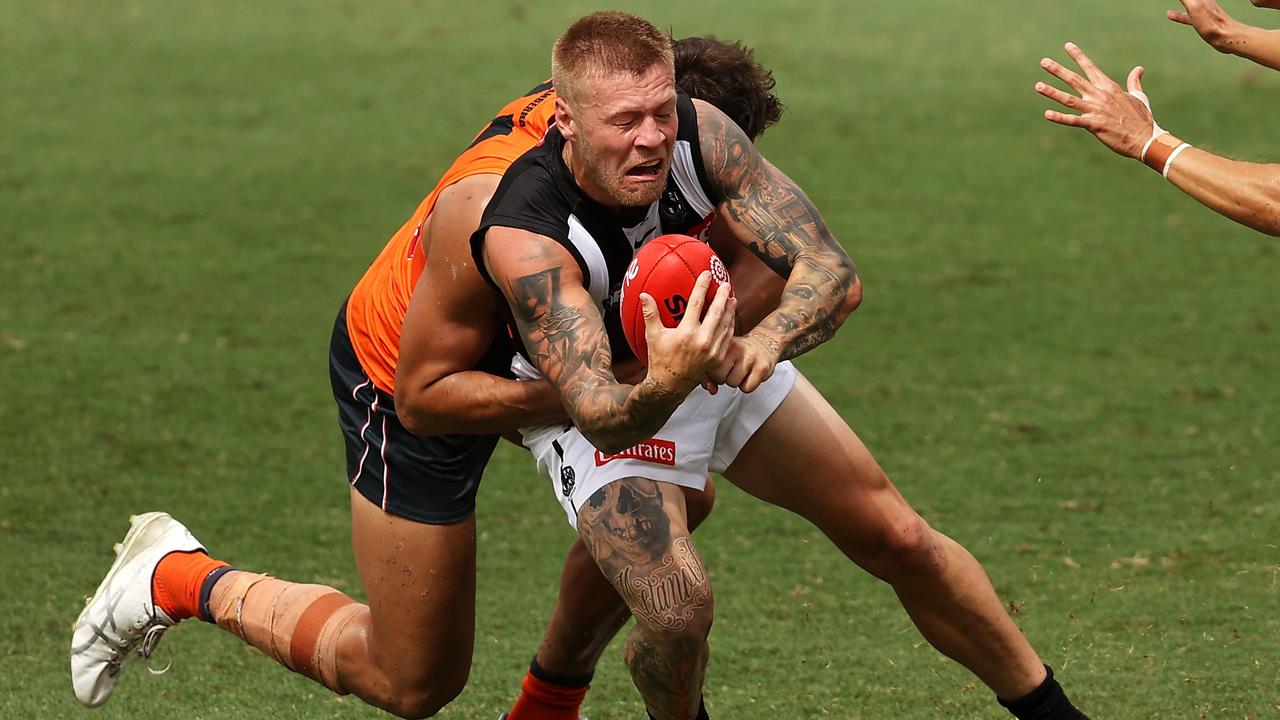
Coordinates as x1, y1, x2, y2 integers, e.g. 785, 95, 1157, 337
594, 439, 676, 467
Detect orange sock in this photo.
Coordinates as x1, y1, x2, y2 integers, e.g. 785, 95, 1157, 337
506, 666, 590, 720
152, 550, 229, 621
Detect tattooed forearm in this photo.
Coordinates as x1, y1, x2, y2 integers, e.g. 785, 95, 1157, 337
504, 261, 687, 452
698, 100, 861, 360
749, 255, 849, 359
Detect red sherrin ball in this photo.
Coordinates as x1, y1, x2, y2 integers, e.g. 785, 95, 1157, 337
619, 234, 731, 365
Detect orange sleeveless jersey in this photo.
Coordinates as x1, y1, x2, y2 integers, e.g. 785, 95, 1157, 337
346, 81, 556, 394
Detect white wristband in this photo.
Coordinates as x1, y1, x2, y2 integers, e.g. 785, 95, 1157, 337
1163, 142, 1191, 178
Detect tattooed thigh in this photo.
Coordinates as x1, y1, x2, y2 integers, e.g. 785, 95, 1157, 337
578, 478, 712, 632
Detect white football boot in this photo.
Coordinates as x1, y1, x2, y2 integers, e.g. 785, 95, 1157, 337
70, 512, 205, 707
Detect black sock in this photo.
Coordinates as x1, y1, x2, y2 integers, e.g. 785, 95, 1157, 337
998, 665, 1090, 720
197, 565, 236, 623
646, 695, 708, 720
529, 655, 594, 688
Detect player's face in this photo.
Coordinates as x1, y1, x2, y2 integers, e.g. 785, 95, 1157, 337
571, 63, 677, 209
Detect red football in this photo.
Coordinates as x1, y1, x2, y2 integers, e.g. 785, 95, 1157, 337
619, 234, 731, 364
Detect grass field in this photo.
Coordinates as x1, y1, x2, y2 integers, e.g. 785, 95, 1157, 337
3, 1, 1279, 718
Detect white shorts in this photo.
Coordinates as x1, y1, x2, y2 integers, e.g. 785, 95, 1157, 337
519, 361, 797, 529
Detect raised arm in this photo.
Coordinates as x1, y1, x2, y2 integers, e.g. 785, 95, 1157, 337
1168, 0, 1280, 71
1038, 43, 1280, 236
694, 99, 861, 392
481, 227, 734, 453
395, 176, 568, 437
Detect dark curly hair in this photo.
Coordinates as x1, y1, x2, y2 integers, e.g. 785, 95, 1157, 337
674, 35, 784, 141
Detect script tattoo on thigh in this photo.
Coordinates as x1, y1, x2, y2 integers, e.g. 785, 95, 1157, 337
579, 479, 711, 632
614, 537, 709, 631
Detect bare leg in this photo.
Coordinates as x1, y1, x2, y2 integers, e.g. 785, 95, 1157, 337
207, 487, 477, 719
533, 481, 717, 677
724, 375, 1046, 699
576, 479, 713, 720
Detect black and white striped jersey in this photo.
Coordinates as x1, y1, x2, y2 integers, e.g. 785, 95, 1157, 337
472, 91, 720, 362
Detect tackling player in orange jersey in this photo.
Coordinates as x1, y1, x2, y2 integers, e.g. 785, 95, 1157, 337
71, 36, 785, 720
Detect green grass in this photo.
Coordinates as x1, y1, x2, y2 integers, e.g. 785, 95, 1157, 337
3, 0, 1279, 718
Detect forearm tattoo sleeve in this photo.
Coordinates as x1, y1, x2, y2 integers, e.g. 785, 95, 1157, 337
501, 250, 684, 449
699, 103, 859, 360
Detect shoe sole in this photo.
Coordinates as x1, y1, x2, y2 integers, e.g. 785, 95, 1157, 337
75, 512, 177, 628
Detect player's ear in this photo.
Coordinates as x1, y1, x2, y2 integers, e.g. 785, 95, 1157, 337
555, 96, 575, 140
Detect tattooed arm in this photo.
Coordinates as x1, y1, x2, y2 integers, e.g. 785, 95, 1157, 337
480, 227, 735, 454
695, 99, 862, 392
706, 215, 786, 333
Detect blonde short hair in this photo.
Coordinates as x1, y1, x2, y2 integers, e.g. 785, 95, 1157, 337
551, 11, 674, 106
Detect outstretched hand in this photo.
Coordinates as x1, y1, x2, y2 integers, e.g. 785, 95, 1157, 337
1167, 0, 1242, 51
1036, 43, 1160, 160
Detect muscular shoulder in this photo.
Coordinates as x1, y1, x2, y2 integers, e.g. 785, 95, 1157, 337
425, 174, 501, 267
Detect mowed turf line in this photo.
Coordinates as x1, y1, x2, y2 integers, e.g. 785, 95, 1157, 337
2, 1, 1277, 718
